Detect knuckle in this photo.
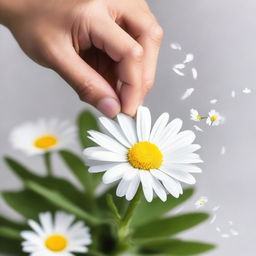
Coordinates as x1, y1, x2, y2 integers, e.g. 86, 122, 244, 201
76, 80, 95, 103
144, 79, 154, 94
149, 23, 164, 44
127, 44, 144, 61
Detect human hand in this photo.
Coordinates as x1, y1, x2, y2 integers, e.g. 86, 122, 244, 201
0, 0, 163, 117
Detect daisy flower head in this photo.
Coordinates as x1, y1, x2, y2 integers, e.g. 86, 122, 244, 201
206, 110, 223, 126
10, 119, 76, 155
190, 109, 201, 122
21, 211, 92, 256
84, 106, 203, 203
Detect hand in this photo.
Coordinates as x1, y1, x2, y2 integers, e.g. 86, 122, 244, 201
0, 0, 163, 117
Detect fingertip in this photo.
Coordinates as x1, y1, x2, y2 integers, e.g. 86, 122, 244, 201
97, 98, 121, 118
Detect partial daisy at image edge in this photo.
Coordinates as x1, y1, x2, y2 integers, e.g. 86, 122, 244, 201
9, 119, 77, 156
21, 211, 92, 256
83, 106, 203, 203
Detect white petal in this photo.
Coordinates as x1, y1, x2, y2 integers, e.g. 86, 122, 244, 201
117, 113, 138, 145
149, 112, 169, 143
165, 153, 203, 164
181, 88, 194, 100
54, 212, 75, 232
162, 130, 195, 152
99, 117, 130, 147
136, 106, 151, 141
169, 164, 202, 173
169, 144, 201, 156
39, 212, 52, 235
28, 220, 45, 237
157, 119, 183, 148
83, 148, 127, 162
116, 178, 130, 197
125, 173, 140, 201
150, 169, 180, 198
172, 68, 185, 76
161, 167, 196, 184
139, 171, 153, 202
183, 53, 194, 63
102, 163, 132, 184
88, 163, 119, 173
192, 68, 198, 80
87, 130, 127, 153
151, 176, 167, 202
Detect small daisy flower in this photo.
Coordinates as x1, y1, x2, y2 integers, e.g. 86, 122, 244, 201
195, 196, 208, 208
190, 109, 202, 122
206, 110, 223, 126
10, 119, 76, 155
84, 106, 202, 203
21, 211, 91, 256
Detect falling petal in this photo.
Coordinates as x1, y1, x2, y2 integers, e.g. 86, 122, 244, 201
212, 205, 221, 212
221, 234, 230, 238
230, 228, 239, 236
210, 214, 217, 224
184, 53, 194, 63
181, 88, 194, 100
220, 146, 226, 155
173, 63, 185, 69
191, 68, 198, 80
231, 90, 236, 98
173, 68, 185, 76
242, 88, 252, 94
210, 99, 218, 104
193, 125, 203, 132
216, 227, 221, 232
228, 220, 233, 226
170, 42, 182, 50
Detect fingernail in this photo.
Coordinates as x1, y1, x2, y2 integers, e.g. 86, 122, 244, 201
97, 98, 120, 118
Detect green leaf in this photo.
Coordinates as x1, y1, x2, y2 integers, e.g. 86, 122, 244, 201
2, 190, 56, 219
0, 237, 24, 255
59, 150, 97, 193
0, 226, 21, 240
133, 213, 209, 240
26, 180, 104, 226
139, 239, 215, 255
131, 188, 194, 227
4, 156, 91, 211
4, 156, 39, 181
77, 110, 99, 148
0, 216, 25, 230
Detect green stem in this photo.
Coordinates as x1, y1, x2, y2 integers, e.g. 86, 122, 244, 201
44, 152, 53, 176
107, 194, 121, 222
115, 187, 142, 253
121, 187, 142, 228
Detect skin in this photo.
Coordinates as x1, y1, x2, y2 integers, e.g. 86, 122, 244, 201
0, 0, 163, 118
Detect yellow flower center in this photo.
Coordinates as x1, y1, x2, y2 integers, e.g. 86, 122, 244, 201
34, 135, 58, 149
127, 141, 163, 170
196, 115, 201, 120
45, 234, 68, 252
210, 115, 218, 122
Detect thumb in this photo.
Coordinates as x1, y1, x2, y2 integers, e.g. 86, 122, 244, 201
52, 47, 120, 118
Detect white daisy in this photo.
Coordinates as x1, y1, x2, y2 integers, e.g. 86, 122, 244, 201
190, 109, 201, 122
206, 110, 223, 126
21, 211, 91, 256
10, 119, 76, 155
83, 106, 202, 203
195, 196, 208, 208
